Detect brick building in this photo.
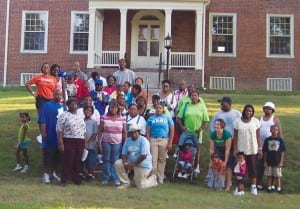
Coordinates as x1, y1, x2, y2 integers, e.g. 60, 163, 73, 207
0, 0, 299, 90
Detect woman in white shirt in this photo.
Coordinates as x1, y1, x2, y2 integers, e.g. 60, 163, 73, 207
233, 104, 262, 195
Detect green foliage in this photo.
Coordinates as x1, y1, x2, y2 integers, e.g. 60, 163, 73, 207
0, 88, 299, 209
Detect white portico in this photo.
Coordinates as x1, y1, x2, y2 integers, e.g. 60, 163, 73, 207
87, 0, 209, 71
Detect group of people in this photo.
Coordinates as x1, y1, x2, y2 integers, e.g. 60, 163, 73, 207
207, 98, 286, 195
13, 59, 286, 194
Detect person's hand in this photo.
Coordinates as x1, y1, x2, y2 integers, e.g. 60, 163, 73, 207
98, 144, 103, 154
181, 126, 186, 132
233, 150, 238, 158
41, 133, 47, 142
257, 150, 263, 159
58, 144, 64, 153
124, 163, 134, 173
167, 143, 172, 152
278, 162, 283, 168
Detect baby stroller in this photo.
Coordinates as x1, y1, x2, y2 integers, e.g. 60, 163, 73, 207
172, 132, 198, 182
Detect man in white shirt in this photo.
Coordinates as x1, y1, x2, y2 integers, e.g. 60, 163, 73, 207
113, 58, 136, 85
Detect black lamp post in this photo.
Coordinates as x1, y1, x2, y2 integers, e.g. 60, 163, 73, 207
164, 34, 172, 80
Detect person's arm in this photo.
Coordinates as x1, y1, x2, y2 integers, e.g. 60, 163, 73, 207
40, 123, 47, 142
57, 131, 64, 153
20, 123, 28, 144
209, 139, 214, 167
98, 121, 104, 153
256, 128, 263, 159
233, 129, 238, 157
224, 138, 232, 166
278, 152, 284, 167
25, 80, 36, 98
274, 116, 283, 138
264, 151, 268, 167
167, 125, 174, 152
176, 117, 186, 132
122, 123, 127, 143
87, 133, 97, 145
146, 126, 151, 140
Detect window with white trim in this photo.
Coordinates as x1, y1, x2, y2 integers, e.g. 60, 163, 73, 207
209, 13, 236, 56
267, 14, 294, 58
70, 12, 89, 53
21, 11, 48, 53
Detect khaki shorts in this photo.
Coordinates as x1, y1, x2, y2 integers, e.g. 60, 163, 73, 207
265, 166, 282, 177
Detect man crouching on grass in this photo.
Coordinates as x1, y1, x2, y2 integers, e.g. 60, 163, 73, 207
115, 124, 158, 189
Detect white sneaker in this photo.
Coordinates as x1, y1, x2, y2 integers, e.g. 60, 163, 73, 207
42, 173, 50, 184
251, 185, 258, 195
20, 165, 28, 173
36, 134, 42, 144
51, 171, 61, 182
177, 172, 183, 178
13, 164, 22, 171
117, 184, 130, 189
173, 153, 178, 158
240, 191, 245, 196
182, 173, 189, 179
194, 167, 200, 174
233, 191, 242, 196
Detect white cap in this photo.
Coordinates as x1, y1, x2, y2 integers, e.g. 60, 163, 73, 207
263, 102, 275, 111
127, 123, 141, 132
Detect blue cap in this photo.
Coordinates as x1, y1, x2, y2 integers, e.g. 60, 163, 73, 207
95, 79, 103, 85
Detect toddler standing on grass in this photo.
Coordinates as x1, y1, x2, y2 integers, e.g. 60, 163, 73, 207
233, 152, 247, 196
263, 124, 286, 193
13, 112, 30, 173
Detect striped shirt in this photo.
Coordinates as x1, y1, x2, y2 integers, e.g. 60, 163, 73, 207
101, 114, 125, 144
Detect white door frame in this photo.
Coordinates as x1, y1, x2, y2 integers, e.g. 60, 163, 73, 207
131, 10, 165, 69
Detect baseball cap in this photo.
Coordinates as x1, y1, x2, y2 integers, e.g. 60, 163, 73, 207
263, 102, 275, 111
218, 96, 232, 104
95, 79, 103, 85
127, 124, 141, 132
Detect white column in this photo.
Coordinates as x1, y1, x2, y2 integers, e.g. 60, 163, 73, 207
164, 9, 172, 69
95, 10, 104, 57
195, 9, 203, 70
87, 8, 96, 69
119, 9, 127, 59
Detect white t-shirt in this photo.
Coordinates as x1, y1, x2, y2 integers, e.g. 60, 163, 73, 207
233, 117, 260, 155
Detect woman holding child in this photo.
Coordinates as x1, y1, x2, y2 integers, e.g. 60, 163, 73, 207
233, 104, 262, 195
209, 118, 234, 191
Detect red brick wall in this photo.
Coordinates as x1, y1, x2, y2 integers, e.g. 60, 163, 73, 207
6, 0, 89, 84
205, 0, 300, 90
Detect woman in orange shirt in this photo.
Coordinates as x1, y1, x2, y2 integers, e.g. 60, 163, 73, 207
25, 63, 57, 113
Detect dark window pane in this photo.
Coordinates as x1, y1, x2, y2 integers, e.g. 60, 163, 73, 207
270, 36, 290, 55
150, 42, 159, 56
138, 41, 147, 56
212, 35, 233, 53
24, 32, 45, 50
73, 33, 88, 51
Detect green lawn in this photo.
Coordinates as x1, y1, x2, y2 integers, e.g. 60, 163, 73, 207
0, 87, 299, 209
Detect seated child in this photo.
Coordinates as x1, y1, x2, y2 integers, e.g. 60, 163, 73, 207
263, 124, 286, 193
206, 153, 225, 190
177, 143, 193, 179
233, 152, 247, 196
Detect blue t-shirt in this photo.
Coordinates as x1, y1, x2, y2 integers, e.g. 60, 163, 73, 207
146, 114, 174, 138
122, 135, 152, 170
38, 101, 67, 148
85, 118, 98, 151
124, 91, 133, 106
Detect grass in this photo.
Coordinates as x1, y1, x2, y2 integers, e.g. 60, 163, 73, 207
0, 87, 300, 209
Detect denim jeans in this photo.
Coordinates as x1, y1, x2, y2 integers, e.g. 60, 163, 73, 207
101, 141, 121, 183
